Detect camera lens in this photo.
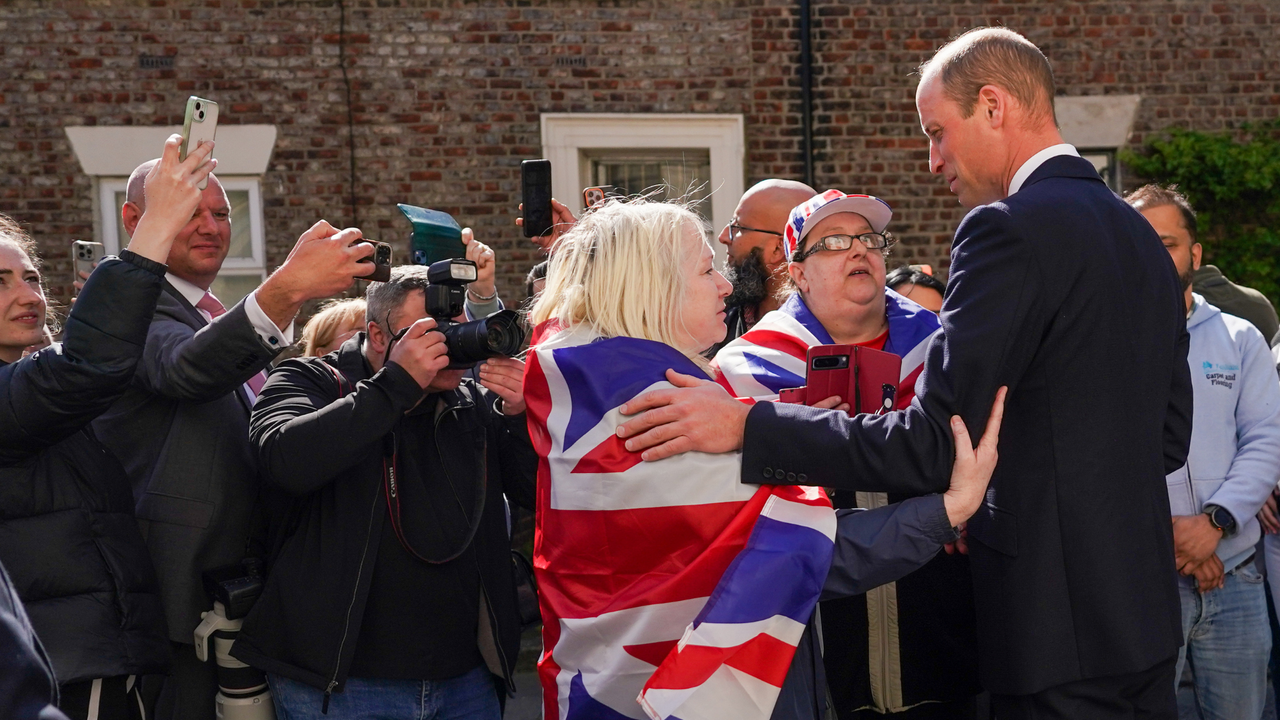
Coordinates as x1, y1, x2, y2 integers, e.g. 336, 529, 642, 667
439, 310, 525, 368
197, 111, 205, 120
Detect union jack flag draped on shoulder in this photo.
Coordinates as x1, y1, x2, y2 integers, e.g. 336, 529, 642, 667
524, 326, 836, 720
712, 290, 941, 408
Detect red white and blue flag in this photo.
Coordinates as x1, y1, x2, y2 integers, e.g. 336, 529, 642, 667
524, 327, 836, 720
712, 290, 941, 407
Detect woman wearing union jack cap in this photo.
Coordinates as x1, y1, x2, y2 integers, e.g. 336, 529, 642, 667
523, 197, 1004, 720
714, 190, 983, 718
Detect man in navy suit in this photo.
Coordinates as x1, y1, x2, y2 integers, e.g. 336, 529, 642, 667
616, 27, 1193, 719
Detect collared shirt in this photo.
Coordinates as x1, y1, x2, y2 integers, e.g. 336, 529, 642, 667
1007, 143, 1081, 197
166, 273, 293, 402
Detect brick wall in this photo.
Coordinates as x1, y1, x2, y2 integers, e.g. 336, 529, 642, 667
2, 0, 1278, 307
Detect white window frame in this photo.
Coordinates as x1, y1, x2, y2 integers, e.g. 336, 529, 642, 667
96, 176, 266, 280
1055, 95, 1142, 192
541, 113, 744, 265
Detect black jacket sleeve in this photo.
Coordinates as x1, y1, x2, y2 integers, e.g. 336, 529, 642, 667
133, 295, 281, 404
742, 206, 1043, 494
0, 254, 165, 464
250, 357, 425, 496
821, 495, 957, 601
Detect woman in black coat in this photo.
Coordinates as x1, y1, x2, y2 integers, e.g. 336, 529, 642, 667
0, 136, 215, 720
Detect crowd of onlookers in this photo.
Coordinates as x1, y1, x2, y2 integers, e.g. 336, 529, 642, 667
2, 27, 1280, 720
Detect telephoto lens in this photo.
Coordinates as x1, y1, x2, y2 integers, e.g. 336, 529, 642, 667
439, 309, 525, 367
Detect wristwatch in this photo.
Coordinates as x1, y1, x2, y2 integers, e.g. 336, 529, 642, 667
1204, 504, 1237, 537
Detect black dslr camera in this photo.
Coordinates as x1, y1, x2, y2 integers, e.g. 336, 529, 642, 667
425, 258, 525, 368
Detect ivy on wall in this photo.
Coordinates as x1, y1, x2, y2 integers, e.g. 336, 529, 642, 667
1121, 122, 1280, 309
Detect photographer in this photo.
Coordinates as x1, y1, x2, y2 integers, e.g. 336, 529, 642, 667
231, 266, 536, 719
0, 136, 214, 720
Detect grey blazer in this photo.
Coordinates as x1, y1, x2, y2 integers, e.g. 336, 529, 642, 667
92, 282, 283, 644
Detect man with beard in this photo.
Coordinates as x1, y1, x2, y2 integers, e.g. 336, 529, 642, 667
708, 179, 815, 355
1128, 184, 1280, 720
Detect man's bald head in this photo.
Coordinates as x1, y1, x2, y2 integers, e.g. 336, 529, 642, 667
718, 179, 818, 314
739, 179, 817, 221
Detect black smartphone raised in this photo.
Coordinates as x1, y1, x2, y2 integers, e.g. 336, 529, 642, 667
522, 159, 554, 238
356, 240, 393, 283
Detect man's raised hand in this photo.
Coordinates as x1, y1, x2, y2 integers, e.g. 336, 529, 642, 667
256, 221, 375, 330
127, 134, 217, 264
388, 317, 450, 390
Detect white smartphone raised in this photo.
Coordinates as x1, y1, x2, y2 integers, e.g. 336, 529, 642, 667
72, 240, 104, 278
180, 96, 218, 190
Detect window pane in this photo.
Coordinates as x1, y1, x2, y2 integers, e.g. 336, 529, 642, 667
113, 186, 256, 262
587, 149, 712, 217
210, 273, 263, 308
226, 190, 254, 260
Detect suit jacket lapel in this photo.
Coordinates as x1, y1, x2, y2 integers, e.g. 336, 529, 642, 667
161, 281, 254, 414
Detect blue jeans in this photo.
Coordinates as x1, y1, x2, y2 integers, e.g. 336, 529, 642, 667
1174, 559, 1271, 720
269, 666, 501, 720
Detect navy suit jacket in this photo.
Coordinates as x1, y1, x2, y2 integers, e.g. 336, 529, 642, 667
743, 155, 1193, 694
93, 284, 281, 644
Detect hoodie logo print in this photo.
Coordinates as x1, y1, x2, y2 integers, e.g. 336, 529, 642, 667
1202, 360, 1239, 389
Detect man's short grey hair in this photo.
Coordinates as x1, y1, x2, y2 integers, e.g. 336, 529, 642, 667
365, 265, 432, 332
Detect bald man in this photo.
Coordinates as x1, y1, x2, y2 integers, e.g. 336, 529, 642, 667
708, 179, 815, 355
92, 158, 372, 720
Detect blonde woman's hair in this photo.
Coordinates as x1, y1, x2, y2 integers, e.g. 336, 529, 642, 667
530, 198, 709, 360
301, 297, 367, 356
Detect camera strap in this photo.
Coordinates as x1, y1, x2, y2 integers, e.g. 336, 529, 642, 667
320, 358, 484, 565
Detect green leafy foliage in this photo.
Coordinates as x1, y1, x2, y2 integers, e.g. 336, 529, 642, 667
1121, 122, 1280, 308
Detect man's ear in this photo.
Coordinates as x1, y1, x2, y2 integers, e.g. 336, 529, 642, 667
978, 85, 1005, 129
1191, 242, 1203, 272
121, 202, 144, 238
365, 320, 386, 355
765, 237, 787, 267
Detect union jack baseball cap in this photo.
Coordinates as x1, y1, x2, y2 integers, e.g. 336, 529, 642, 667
783, 190, 894, 259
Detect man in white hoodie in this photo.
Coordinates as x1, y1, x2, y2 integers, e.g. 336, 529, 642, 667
1128, 184, 1280, 720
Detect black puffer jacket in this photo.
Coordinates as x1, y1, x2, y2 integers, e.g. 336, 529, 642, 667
0, 254, 172, 684
232, 337, 536, 701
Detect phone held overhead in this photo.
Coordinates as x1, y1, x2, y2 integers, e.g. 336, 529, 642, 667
180, 96, 218, 190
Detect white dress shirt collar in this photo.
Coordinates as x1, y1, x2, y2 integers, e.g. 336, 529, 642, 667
165, 273, 209, 310
1007, 143, 1080, 197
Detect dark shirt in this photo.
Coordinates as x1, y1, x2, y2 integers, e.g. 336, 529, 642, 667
347, 398, 485, 681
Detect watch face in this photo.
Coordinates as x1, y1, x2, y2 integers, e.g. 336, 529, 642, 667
1211, 506, 1234, 530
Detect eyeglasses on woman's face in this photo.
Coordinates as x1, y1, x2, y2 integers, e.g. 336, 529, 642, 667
794, 231, 895, 262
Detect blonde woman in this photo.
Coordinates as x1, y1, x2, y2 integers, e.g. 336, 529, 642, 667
523, 198, 1004, 720
299, 297, 366, 356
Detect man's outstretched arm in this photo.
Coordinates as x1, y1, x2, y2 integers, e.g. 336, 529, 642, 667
619, 206, 1043, 495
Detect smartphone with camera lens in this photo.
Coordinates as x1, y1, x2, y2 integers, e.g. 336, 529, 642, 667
356, 240, 393, 283
180, 96, 219, 191
72, 240, 104, 284
521, 159, 554, 238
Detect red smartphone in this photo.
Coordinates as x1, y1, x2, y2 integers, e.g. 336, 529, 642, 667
779, 344, 901, 415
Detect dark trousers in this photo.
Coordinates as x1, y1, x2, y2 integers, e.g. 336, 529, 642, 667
991, 656, 1178, 720
60, 676, 148, 720
147, 642, 217, 720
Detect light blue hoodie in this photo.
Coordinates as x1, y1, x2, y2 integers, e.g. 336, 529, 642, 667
1166, 294, 1280, 572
